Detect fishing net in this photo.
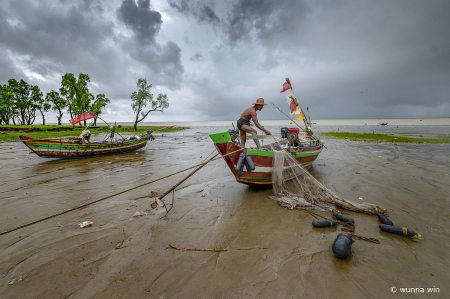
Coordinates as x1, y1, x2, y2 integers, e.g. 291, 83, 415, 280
270, 145, 387, 215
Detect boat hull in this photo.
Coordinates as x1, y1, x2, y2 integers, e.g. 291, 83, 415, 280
209, 131, 322, 186
19, 136, 148, 158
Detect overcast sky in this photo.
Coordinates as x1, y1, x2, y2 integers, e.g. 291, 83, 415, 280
1, 0, 449, 123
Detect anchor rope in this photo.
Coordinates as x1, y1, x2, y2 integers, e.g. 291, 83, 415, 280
0, 147, 243, 236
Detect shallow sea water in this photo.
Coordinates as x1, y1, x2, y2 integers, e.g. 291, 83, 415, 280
0, 120, 449, 298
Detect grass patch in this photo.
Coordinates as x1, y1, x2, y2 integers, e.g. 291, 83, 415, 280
320, 132, 450, 144
0, 125, 187, 141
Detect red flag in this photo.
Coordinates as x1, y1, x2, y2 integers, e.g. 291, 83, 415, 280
69, 111, 96, 125
280, 80, 292, 93
289, 101, 298, 114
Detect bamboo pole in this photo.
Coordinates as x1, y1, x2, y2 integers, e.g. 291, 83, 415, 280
270, 102, 326, 148
307, 107, 311, 127
271, 102, 306, 133
158, 154, 220, 218
97, 117, 126, 141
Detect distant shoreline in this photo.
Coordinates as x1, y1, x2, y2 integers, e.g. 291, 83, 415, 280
0, 125, 187, 142
38, 118, 449, 127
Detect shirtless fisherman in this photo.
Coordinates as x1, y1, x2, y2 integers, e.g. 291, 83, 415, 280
237, 98, 271, 149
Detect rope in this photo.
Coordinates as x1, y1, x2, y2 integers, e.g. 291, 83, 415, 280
340, 224, 381, 244
403, 227, 422, 240
0, 147, 243, 236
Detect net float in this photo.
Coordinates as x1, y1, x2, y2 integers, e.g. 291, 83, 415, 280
312, 219, 338, 228
378, 214, 393, 226
332, 212, 355, 224
332, 233, 353, 259
379, 224, 415, 237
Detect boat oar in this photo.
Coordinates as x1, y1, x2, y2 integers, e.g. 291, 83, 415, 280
154, 153, 220, 218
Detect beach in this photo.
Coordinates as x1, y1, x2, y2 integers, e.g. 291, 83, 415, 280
0, 122, 449, 298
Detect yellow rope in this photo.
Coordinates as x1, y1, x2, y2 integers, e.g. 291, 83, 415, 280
403, 227, 422, 239
0, 147, 242, 236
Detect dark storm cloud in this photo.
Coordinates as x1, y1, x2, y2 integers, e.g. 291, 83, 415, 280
224, 0, 311, 46
128, 41, 184, 88
117, 0, 163, 44
0, 50, 23, 84
117, 0, 184, 88
172, 0, 450, 119
0, 0, 184, 103
169, 0, 220, 28
0, 0, 118, 93
1, 0, 449, 121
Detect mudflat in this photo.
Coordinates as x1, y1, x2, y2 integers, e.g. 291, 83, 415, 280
0, 130, 449, 298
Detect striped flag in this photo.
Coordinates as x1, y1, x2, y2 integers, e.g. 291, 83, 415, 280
286, 91, 305, 121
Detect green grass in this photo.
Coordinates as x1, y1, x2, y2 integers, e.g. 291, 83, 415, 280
0, 125, 187, 141
320, 132, 450, 143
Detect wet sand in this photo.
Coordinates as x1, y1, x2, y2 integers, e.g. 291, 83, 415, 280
0, 129, 449, 298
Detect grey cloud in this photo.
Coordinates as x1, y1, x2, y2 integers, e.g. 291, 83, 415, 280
117, 0, 184, 88
169, 0, 220, 28
224, 0, 311, 46
190, 53, 204, 62
128, 41, 184, 89
0, 0, 117, 90
1, 1, 113, 61
183, 32, 192, 45
1, 0, 449, 122
117, 0, 162, 44
0, 49, 23, 84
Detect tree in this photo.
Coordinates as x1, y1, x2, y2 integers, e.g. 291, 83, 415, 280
8, 79, 35, 125
59, 84, 74, 120
32, 85, 51, 125
60, 73, 91, 125
0, 84, 15, 124
131, 78, 169, 131
46, 90, 66, 125
90, 93, 110, 126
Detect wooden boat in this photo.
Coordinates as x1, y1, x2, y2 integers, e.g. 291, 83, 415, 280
379, 122, 388, 126
19, 132, 153, 158
209, 128, 323, 186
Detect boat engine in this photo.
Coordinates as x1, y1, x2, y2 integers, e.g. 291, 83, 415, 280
281, 127, 300, 145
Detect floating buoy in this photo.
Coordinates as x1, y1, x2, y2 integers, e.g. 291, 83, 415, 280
332, 212, 355, 224
332, 233, 353, 259
378, 214, 393, 226
312, 219, 338, 228
379, 224, 415, 237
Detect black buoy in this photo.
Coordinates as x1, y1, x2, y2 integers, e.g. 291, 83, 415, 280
110, 130, 115, 138
243, 150, 255, 171
244, 158, 252, 173
235, 152, 244, 171
332, 212, 355, 224
379, 224, 415, 237
332, 233, 353, 259
378, 214, 394, 226
312, 219, 338, 228
237, 160, 244, 176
